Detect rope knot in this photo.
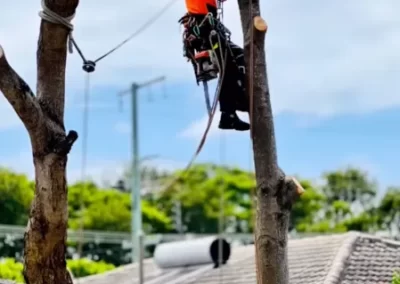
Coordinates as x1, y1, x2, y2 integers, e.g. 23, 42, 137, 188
38, 0, 76, 53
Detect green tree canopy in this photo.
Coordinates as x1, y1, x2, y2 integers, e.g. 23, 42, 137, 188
0, 168, 34, 225
322, 167, 377, 208
154, 163, 256, 234
68, 181, 172, 233
290, 179, 325, 232
295, 167, 381, 233
378, 187, 400, 233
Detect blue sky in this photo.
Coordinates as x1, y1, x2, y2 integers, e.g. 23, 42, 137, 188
1, 0, 399, 192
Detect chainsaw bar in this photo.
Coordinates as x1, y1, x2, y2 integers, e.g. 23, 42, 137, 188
203, 81, 212, 116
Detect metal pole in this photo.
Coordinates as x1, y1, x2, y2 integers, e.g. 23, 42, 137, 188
122, 77, 164, 284
131, 83, 144, 284
174, 200, 183, 235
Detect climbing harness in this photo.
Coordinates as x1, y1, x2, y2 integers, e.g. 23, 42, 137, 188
157, 1, 231, 191
180, 0, 230, 116
159, 0, 253, 193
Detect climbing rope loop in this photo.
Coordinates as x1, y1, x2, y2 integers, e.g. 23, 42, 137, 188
160, 47, 229, 192
158, 6, 232, 191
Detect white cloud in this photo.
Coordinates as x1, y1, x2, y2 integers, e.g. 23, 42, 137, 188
114, 121, 130, 134
1, 0, 399, 134
178, 0, 400, 139
179, 110, 249, 139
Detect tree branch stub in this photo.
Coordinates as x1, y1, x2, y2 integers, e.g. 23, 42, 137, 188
287, 177, 305, 196
253, 16, 267, 33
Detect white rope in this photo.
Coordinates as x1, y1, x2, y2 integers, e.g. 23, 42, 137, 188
38, 0, 76, 53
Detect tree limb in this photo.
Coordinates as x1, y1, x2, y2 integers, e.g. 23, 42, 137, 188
238, 0, 278, 182
36, 0, 79, 128
237, 0, 305, 283
0, 46, 43, 132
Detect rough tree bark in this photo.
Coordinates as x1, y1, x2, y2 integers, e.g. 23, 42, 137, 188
0, 1, 79, 283
236, 0, 305, 283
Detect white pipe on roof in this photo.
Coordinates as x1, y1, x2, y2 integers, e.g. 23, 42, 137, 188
154, 236, 231, 269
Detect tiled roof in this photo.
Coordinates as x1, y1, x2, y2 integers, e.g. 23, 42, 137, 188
80, 232, 399, 284
180, 233, 355, 284
2, 232, 398, 284
340, 235, 400, 284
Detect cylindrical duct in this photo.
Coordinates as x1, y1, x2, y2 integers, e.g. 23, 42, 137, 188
154, 236, 231, 269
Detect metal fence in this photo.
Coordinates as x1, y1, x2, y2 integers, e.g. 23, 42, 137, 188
0, 224, 254, 246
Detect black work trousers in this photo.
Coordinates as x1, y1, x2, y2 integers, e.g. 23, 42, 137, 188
215, 40, 248, 113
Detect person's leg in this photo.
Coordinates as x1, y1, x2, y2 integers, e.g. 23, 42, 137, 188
215, 43, 249, 131
226, 41, 249, 113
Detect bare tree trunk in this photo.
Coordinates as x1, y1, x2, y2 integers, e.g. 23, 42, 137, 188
236, 1, 304, 283
0, 1, 79, 283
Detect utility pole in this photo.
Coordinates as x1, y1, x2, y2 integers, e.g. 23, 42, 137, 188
173, 200, 183, 235
118, 76, 166, 284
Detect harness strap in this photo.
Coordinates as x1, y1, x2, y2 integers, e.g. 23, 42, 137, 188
161, 36, 229, 192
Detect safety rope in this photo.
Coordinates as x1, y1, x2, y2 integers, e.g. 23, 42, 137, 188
39, 0, 179, 73
39, 0, 75, 53
160, 49, 228, 192
93, 0, 179, 63
159, 1, 231, 197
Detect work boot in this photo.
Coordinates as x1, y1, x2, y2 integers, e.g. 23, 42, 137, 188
218, 112, 250, 131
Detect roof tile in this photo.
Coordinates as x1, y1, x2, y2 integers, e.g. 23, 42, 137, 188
44, 232, 400, 284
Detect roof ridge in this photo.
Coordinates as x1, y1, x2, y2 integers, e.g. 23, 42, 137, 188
353, 232, 400, 246
322, 232, 360, 284
289, 232, 356, 242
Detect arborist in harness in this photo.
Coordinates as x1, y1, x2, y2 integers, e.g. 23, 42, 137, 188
179, 0, 250, 131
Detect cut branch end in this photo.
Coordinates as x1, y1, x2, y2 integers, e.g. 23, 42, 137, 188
288, 177, 305, 195
53, 130, 78, 156
253, 16, 268, 33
